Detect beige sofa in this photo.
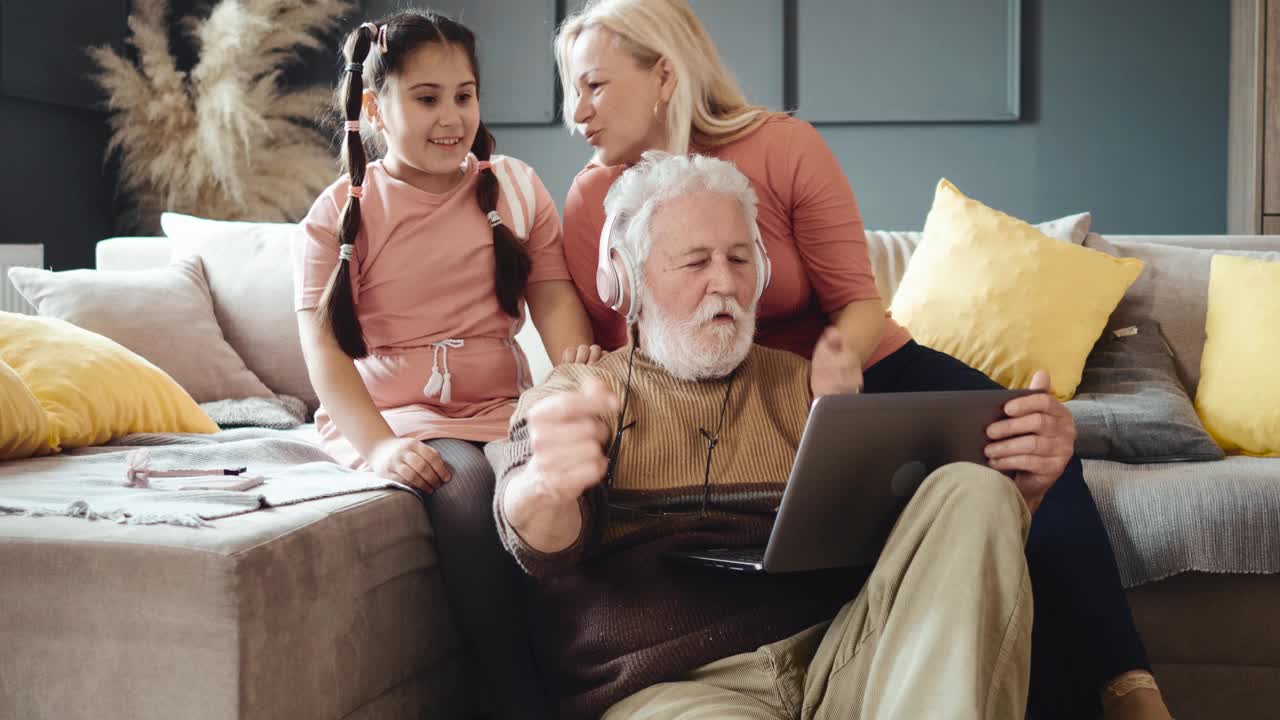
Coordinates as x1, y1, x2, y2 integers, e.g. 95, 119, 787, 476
2, 227, 1277, 719
869, 230, 1280, 719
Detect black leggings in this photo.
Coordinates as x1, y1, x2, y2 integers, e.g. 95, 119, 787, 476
863, 341, 1149, 720
421, 438, 550, 720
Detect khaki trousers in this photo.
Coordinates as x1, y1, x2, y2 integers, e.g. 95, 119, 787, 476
603, 462, 1034, 720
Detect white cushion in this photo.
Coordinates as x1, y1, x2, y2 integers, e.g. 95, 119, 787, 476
95, 237, 171, 271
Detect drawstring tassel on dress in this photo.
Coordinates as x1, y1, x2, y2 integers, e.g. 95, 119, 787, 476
423, 339, 464, 404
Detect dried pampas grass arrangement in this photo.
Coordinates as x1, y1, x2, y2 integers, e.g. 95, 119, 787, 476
90, 0, 352, 233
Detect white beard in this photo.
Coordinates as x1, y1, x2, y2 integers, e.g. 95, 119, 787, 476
638, 290, 756, 381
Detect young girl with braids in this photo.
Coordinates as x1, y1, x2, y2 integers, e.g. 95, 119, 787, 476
293, 12, 594, 719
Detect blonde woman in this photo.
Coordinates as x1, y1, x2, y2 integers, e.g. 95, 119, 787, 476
553, 1, 1171, 719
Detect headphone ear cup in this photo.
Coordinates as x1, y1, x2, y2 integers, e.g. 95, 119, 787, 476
610, 250, 630, 314
611, 245, 641, 324
597, 267, 619, 307
752, 225, 771, 306
597, 250, 622, 308
597, 211, 628, 307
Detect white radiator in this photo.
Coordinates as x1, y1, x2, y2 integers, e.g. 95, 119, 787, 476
0, 244, 44, 314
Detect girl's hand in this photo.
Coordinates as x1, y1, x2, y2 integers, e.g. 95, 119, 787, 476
369, 437, 452, 493
561, 344, 607, 366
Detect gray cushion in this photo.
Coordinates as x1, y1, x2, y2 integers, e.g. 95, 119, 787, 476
1083, 234, 1280, 394
199, 394, 308, 429
1067, 320, 1224, 463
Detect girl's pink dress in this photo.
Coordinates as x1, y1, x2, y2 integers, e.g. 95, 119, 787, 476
294, 155, 569, 468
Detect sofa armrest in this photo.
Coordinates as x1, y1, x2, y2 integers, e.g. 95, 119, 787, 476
96, 237, 171, 271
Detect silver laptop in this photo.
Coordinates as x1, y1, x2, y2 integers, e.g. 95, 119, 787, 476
663, 388, 1039, 574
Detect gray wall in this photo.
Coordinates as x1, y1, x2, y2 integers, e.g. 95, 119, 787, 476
0, 1, 128, 270
489, 0, 1230, 234
0, 0, 1231, 271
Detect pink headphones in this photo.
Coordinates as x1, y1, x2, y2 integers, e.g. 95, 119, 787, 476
595, 205, 773, 325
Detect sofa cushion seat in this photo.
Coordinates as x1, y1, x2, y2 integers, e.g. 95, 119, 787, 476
0, 475, 463, 719
1127, 571, 1280, 719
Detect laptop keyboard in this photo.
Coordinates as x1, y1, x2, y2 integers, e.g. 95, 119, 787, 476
697, 547, 766, 564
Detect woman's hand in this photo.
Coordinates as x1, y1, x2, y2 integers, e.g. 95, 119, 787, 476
369, 437, 452, 493
810, 326, 864, 397
561, 344, 608, 365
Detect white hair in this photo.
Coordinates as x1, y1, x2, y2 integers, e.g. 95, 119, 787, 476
602, 151, 758, 283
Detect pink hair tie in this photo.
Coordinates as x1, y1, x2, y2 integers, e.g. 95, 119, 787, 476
476, 160, 492, 172
344, 120, 361, 132
348, 185, 364, 199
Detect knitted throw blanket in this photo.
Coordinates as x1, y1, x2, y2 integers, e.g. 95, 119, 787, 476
0, 428, 400, 527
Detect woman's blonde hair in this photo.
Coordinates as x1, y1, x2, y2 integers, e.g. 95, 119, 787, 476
554, 0, 784, 155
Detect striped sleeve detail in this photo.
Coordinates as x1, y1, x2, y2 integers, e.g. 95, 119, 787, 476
492, 155, 537, 239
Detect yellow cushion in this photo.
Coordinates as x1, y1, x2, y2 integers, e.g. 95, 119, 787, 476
0, 357, 55, 459
0, 312, 218, 450
1194, 255, 1280, 456
889, 179, 1144, 400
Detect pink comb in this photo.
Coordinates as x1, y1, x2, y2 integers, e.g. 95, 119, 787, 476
124, 449, 247, 489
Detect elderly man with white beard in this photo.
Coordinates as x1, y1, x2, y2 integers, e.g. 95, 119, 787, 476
487, 152, 1039, 720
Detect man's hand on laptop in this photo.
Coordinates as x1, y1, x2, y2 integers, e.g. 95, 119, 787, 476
503, 378, 619, 553
810, 326, 864, 398
983, 370, 1076, 513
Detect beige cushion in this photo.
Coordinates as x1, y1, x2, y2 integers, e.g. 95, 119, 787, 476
162, 213, 319, 412
7, 258, 273, 404
1084, 234, 1280, 394
865, 211, 1092, 308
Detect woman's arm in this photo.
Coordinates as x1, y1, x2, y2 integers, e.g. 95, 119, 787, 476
525, 280, 597, 365
784, 120, 888, 367
830, 298, 885, 369
810, 299, 885, 396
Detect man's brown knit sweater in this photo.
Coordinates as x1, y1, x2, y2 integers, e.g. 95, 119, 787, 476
487, 344, 866, 719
